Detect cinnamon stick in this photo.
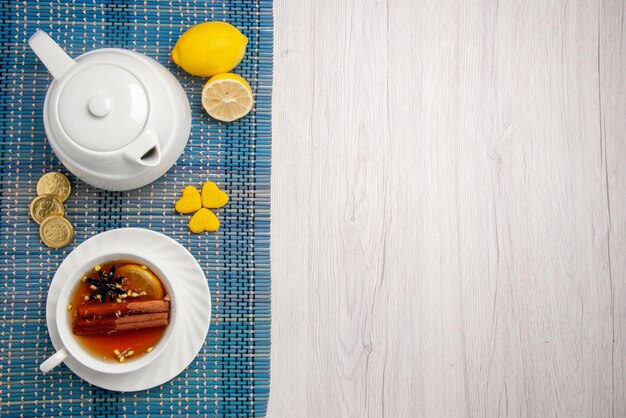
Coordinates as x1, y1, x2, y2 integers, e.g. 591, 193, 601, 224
77, 300, 169, 318
72, 312, 169, 335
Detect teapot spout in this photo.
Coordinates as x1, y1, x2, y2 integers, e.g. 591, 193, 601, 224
28, 30, 75, 80
123, 130, 162, 168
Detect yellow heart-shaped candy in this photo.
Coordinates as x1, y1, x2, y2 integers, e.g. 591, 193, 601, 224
188, 208, 220, 233
201, 181, 229, 209
175, 186, 202, 214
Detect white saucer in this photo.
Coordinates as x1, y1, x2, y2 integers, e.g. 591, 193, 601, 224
46, 228, 211, 392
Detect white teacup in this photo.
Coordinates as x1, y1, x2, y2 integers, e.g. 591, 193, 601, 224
40, 252, 178, 374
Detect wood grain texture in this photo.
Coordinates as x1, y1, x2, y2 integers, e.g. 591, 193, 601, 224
269, 0, 625, 416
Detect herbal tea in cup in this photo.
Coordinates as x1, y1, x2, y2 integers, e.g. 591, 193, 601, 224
67, 260, 171, 363
40, 230, 184, 376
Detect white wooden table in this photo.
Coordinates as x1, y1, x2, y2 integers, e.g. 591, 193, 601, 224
268, 0, 626, 416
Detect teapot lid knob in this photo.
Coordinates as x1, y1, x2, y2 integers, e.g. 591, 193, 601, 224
88, 95, 111, 118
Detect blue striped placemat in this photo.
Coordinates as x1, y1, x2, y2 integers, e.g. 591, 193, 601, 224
0, 0, 272, 416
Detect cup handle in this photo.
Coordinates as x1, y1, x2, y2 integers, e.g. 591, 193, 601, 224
40, 347, 68, 373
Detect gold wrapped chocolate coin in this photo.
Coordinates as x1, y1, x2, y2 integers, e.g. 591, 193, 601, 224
39, 216, 74, 249
29, 194, 65, 225
37, 172, 71, 202
31, 173, 75, 249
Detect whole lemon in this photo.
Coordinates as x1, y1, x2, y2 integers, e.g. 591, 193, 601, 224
171, 21, 248, 77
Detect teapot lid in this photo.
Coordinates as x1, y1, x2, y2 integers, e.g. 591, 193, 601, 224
57, 64, 148, 152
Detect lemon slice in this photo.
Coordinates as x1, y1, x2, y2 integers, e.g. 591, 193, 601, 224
117, 264, 165, 299
201, 73, 254, 122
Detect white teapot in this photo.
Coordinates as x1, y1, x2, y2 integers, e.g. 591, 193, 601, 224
28, 30, 191, 191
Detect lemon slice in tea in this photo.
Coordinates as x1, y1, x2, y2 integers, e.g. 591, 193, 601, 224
117, 264, 165, 299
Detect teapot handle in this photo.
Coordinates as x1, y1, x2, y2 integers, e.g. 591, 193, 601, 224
123, 130, 162, 167
28, 30, 76, 80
